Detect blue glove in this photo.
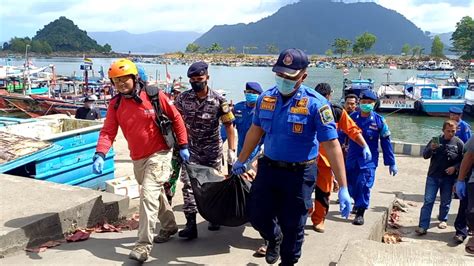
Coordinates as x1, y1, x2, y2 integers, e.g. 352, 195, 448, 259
456, 180, 466, 200
92, 154, 104, 174
232, 160, 247, 175
362, 145, 372, 162
389, 165, 398, 176
338, 186, 352, 219
179, 148, 190, 162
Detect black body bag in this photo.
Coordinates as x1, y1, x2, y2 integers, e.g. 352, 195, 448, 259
184, 163, 251, 227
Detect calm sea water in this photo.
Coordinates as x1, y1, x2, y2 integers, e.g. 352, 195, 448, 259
5, 57, 473, 144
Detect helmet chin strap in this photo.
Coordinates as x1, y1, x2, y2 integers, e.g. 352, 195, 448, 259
121, 81, 143, 104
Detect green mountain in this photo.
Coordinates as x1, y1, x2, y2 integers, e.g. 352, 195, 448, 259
33, 16, 110, 52
194, 0, 432, 54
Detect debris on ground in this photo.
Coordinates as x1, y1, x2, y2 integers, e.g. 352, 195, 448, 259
25, 214, 140, 253
65, 229, 91, 242
25, 240, 65, 253
393, 198, 408, 212
383, 231, 402, 244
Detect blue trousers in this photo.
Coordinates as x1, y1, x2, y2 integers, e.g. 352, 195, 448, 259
418, 176, 455, 230
347, 167, 376, 209
248, 158, 316, 264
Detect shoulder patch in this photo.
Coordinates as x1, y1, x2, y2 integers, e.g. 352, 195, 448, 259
318, 104, 334, 125
221, 102, 230, 113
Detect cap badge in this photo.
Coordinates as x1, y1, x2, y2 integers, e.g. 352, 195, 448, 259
283, 53, 293, 66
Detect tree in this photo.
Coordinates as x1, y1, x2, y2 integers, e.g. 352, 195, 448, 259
226, 46, 236, 54
353, 32, 377, 55
411, 45, 424, 57
206, 43, 223, 53
103, 43, 112, 53
325, 49, 333, 57
401, 43, 411, 55
451, 16, 474, 59
431, 36, 444, 57
332, 38, 351, 58
266, 44, 279, 54
185, 43, 200, 53
8, 37, 30, 53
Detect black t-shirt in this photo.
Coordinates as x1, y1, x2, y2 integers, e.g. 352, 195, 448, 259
423, 135, 464, 178
75, 107, 100, 120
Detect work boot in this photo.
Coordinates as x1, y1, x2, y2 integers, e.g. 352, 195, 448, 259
208, 222, 221, 231
266, 234, 283, 264
153, 227, 178, 243
178, 213, 198, 239
353, 208, 365, 225
129, 245, 149, 263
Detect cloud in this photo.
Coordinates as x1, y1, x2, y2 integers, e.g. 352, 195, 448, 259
412, 0, 472, 7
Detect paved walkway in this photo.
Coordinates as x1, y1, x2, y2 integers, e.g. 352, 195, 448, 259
2, 130, 473, 265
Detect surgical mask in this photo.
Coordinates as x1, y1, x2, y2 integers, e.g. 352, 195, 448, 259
245, 93, 258, 103
191, 81, 207, 92
360, 103, 374, 113
275, 75, 298, 95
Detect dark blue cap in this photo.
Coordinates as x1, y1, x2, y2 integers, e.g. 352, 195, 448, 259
245, 82, 263, 94
449, 106, 463, 114
360, 90, 378, 101
272, 48, 309, 77
187, 61, 208, 78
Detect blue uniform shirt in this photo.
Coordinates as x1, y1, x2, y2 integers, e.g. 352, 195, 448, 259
252, 85, 338, 162
233, 101, 263, 161
456, 119, 472, 143
346, 111, 395, 169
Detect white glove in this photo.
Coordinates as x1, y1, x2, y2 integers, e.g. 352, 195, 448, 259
227, 149, 237, 164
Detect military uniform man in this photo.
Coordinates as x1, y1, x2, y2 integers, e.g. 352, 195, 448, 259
232, 49, 352, 266
346, 90, 398, 225
175, 61, 236, 239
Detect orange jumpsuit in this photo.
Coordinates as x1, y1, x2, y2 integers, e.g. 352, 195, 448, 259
311, 109, 362, 225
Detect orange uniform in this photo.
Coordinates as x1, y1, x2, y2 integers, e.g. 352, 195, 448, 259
311, 108, 361, 226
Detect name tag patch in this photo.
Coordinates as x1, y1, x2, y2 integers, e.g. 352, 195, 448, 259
290, 106, 309, 115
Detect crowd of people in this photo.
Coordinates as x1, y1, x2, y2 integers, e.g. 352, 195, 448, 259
89, 49, 473, 265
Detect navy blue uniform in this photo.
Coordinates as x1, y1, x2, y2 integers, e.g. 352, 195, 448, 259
249, 85, 337, 263
233, 101, 263, 161
456, 119, 472, 143
346, 111, 395, 209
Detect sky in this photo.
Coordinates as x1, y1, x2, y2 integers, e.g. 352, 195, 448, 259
0, 0, 473, 41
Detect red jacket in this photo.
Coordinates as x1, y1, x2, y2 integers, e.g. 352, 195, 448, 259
96, 90, 188, 161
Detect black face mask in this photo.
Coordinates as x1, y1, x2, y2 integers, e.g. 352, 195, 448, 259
191, 81, 207, 93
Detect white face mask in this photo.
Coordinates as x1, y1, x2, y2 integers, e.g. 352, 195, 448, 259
275, 75, 298, 95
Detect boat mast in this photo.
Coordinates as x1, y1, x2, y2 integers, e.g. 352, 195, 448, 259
22, 44, 31, 95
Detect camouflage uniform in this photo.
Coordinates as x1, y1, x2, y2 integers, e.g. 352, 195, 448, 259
175, 88, 234, 214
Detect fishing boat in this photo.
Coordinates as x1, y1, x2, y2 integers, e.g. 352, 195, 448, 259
376, 71, 416, 113
437, 60, 454, 71
413, 73, 467, 116
341, 78, 375, 99
30, 94, 108, 118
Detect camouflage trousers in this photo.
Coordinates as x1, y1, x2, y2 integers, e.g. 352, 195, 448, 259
180, 154, 222, 215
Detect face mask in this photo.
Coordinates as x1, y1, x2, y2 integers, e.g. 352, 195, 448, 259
191, 81, 207, 92
245, 93, 258, 103
275, 75, 298, 95
360, 103, 374, 113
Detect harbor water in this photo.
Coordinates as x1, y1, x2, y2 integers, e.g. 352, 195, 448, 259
5, 57, 473, 144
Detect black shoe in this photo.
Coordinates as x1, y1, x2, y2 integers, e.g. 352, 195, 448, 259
208, 222, 221, 231
178, 213, 197, 239
266, 234, 283, 264
351, 207, 358, 214
353, 208, 365, 225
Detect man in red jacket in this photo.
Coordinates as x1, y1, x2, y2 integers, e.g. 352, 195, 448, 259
93, 59, 189, 263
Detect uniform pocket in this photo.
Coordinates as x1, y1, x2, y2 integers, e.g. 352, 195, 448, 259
258, 110, 274, 133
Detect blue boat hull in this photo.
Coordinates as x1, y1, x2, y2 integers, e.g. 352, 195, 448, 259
420, 100, 465, 116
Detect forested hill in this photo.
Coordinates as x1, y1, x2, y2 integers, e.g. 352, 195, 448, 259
194, 0, 432, 54
33, 16, 111, 52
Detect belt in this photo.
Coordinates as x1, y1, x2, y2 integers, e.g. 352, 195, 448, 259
261, 156, 316, 169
